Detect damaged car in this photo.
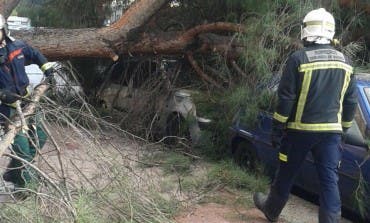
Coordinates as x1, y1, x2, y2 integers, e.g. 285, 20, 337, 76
98, 58, 210, 145
230, 75, 370, 221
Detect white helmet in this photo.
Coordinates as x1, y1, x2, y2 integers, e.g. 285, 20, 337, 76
301, 8, 335, 42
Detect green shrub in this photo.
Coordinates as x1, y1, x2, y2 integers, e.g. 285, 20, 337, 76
162, 152, 193, 175
207, 159, 269, 191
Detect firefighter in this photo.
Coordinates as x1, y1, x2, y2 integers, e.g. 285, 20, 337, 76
253, 8, 357, 223
0, 14, 54, 193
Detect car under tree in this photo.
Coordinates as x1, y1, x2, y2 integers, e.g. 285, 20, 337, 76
230, 76, 370, 221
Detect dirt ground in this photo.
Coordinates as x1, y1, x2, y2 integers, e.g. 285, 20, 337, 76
174, 193, 352, 223
0, 127, 354, 223
176, 202, 270, 223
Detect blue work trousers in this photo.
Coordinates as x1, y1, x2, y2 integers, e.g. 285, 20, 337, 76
272, 131, 342, 215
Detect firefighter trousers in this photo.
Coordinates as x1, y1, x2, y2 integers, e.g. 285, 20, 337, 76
272, 131, 342, 217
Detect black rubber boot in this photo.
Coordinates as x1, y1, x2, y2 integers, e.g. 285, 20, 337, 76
253, 192, 288, 222
2, 159, 26, 187
319, 209, 341, 223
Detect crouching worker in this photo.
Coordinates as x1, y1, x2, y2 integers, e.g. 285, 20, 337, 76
0, 14, 55, 193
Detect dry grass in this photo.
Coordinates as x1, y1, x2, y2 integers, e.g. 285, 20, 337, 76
0, 64, 180, 223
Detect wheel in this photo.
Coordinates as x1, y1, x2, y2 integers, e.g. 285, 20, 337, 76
164, 113, 190, 146
233, 140, 257, 170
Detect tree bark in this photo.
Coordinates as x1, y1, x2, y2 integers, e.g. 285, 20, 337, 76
10, 22, 244, 61
0, 0, 20, 17
125, 23, 244, 56
0, 0, 244, 61
8, 0, 171, 61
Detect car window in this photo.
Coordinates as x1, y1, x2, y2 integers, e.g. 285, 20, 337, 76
364, 87, 370, 106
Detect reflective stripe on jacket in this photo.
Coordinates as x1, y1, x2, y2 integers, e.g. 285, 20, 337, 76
273, 44, 358, 132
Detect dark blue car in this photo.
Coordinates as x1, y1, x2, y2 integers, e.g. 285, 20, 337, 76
230, 77, 370, 221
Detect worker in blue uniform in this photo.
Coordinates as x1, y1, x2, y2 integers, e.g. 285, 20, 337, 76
253, 8, 358, 223
0, 14, 54, 192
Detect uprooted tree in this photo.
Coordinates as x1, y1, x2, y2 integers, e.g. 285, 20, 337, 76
7, 0, 245, 61
2, 0, 368, 60
1, 0, 369, 84
0, 0, 369, 152
0, 0, 246, 157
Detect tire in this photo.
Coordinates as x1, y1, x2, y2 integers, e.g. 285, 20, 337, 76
233, 140, 257, 170
164, 113, 190, 146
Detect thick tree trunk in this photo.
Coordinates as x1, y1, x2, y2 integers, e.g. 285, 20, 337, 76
11, 22, 244, 61
0, 0, 20, 17
8, 0, 171, 61
1, 0, 243, 61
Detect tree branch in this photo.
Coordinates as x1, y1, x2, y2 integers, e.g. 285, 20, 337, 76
230, 60, 247, 78
186, 51, 223, 90
126, 22, 244, 56
0, 82, 49, 157
0, 0, 20, 17
11, 0, 171, 61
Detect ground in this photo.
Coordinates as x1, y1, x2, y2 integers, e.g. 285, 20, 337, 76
174, 191, 351, 223
0, 126, 354, 223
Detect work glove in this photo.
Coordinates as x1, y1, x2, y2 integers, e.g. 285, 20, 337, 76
271, 120, 286, 149
44, 67, 56, 85
0, 90, 21, 104
44, 67, 55, 77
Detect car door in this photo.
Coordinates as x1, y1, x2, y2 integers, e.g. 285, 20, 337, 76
338, 143, 368, 213
292, 131, 367, 212
253, 113, 280, 178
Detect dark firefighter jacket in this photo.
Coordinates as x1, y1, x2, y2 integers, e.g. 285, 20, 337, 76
0, 37, 52, 107
273, 44, 358, 133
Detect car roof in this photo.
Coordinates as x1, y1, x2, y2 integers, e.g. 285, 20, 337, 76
7, 16, 30, 22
